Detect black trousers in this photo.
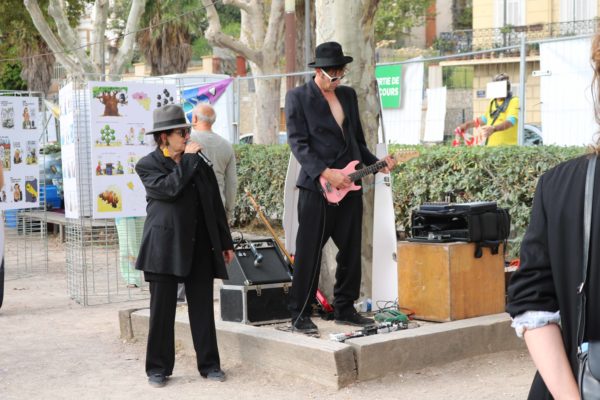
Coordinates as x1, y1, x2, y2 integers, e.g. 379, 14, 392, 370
145, 269, 219, 377
288, 188, 363, 318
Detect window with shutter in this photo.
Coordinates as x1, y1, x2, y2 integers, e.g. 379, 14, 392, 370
561, 0, 597, 22
494, 0, 525, 27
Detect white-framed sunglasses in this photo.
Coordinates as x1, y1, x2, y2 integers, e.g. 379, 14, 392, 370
321, 69, 346, 83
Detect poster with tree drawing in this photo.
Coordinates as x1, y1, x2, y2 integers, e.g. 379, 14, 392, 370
88, 81, 176, 218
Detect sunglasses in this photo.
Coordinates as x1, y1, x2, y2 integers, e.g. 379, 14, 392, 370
321, 69, 346, 83
171, 127, 191, 138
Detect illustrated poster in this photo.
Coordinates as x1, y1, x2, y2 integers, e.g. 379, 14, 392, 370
0, 96, 41, 210
88, 81, 177, 218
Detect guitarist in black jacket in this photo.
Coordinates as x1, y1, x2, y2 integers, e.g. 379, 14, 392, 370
285, 41, 396, 333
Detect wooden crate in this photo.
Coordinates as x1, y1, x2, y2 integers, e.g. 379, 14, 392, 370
398, 241, 505, 322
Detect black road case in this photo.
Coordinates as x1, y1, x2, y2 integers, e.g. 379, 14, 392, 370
220, 282, 291, 325
220, 239, 292, 325
410, 202, 510, 243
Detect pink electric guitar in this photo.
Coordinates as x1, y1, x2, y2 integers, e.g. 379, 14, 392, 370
318, 150, 419, 204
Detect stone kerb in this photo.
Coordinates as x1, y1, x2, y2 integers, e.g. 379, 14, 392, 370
346, 313, 524, 381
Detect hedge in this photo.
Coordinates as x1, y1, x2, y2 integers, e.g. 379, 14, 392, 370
233, 144, 586, 258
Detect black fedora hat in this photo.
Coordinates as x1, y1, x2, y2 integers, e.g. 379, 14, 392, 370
145, 104, 191, 135
308, 41, 353, 69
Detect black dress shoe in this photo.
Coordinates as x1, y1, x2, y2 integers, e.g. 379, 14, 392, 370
292, 315, 318, 332
148, 373, 167, 388
201, 368, 226, 382
335, 310, 374, 326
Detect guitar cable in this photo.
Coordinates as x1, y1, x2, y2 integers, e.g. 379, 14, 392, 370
291, 189, 329, 333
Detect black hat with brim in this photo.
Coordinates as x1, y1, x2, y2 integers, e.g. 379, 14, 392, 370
308, 41, 353, 69
145, 104, 191, 135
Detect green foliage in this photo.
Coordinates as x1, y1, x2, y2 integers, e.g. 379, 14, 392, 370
442, 66, 473, 89
0, 61, 27, 91
232, 144, 586, 259
222, 21, 241, 38
453, 1, 472, 30
432, 37, 454, 53
233, 144, 290, 226
192, 37, 212, 60
375, 0, 434, 45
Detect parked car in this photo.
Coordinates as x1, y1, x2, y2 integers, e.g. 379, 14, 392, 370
523, 123, 543, 146
239, 132, 288, 145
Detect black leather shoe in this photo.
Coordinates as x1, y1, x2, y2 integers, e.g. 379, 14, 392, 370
335, 310, 374, 326
148, 373, 167, 388
292, 315, 318, 332
201, 369, 226, 382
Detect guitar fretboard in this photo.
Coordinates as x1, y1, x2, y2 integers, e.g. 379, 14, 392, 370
348, 160, 388, 182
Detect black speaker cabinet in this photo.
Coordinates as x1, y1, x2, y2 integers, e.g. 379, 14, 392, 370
220, 239, 292, 325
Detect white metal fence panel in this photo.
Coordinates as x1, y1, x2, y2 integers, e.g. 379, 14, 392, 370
384, 59, 424, 144
540, 37, 595, 146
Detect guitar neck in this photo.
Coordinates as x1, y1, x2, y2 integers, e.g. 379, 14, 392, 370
348, 160, 388, 182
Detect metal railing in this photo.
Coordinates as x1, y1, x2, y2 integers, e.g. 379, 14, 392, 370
437, 18, 600, 55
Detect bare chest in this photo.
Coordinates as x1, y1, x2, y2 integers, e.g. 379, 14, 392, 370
323, 93, 345, 130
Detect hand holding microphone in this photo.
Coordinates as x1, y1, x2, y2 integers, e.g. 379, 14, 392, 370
184, 141, 202, 154
184, 140, 213, 166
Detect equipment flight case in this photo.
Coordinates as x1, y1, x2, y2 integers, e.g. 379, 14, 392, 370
409, 201, 510, 247
220, 239, 293, 325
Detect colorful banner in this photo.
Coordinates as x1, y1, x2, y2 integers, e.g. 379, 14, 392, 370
181, 78, 233, 122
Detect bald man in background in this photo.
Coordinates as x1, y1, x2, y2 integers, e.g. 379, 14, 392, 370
190, 103, 237, 221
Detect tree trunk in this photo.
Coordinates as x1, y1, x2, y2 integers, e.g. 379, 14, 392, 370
109, 0, 147, 76
250, 64, 281, 144
25, 0, 146, 81
315, 0, 380, 302
294, 1, 315, 77
201, 0, 285, 144
20, 39, 55, 93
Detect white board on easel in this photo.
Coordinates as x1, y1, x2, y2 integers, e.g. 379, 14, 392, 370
371, 143, 398, 311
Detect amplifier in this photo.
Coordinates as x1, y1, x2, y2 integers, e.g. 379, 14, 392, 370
223, 239, 292, 286
220, 239, 292, 325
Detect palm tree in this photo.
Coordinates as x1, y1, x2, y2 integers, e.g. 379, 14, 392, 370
18, 37, 55, 93
136, 0, 200, 76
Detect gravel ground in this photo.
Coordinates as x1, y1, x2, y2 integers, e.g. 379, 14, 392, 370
0, 260, 538, 400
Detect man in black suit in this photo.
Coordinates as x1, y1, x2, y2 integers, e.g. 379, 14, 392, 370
285, 42, 396, 333
135, 104, 234, 387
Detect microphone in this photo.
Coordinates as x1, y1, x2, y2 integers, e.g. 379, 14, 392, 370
249, 242, 263, 267
185, 139, 213, 167
197, 150, 213, 167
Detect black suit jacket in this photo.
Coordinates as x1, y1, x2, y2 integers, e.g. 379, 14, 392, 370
507, 155, 600, 399
285, 79, 378, 192
134, 148, 233, 279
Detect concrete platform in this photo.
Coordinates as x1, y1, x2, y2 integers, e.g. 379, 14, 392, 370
121, 308, 524, 389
